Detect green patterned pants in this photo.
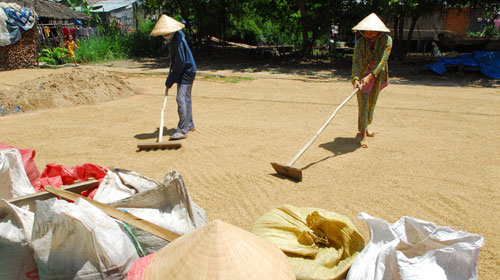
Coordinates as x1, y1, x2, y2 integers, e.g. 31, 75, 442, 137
356, 87, 380, 132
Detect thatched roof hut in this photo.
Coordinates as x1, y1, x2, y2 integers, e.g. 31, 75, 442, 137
1, 0, 90, 20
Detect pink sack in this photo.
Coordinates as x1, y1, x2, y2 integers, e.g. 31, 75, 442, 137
126, 253, 156, 280
39, 163, 108, 198
0, 143, 41, 190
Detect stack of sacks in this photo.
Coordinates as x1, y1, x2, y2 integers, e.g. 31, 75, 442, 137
1, 169, 208, 279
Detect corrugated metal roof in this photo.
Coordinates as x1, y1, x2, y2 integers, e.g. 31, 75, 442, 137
88, 0, 137, 13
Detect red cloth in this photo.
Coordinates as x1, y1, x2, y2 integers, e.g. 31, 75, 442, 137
71, 28, 77, 41
0, 143, 41, 190
39, 163, 108, 198
126, 253, 156, 280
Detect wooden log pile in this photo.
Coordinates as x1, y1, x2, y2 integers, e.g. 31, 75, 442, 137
0, 29, 37, 71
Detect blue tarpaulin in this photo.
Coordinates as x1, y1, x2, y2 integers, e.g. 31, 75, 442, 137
425, 51, 500, 79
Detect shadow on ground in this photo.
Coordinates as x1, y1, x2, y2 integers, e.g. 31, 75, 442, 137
119, 49, 499, 88
134, 127, 176, 140
299, 136, 360, 172
319, 136, 361, 156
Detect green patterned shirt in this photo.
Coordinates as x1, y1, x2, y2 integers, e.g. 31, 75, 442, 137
351, 34, 393, 92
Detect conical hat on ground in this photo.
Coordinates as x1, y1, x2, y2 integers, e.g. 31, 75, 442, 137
352, 13, 390, 33
142, 220, 296, 280
150, 15, 184, 36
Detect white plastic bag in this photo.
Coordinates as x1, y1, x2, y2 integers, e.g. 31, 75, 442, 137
31, 198, 139, 280
0, 199, 37, 280
0, 148, 35, 199
346, 212, 484, 280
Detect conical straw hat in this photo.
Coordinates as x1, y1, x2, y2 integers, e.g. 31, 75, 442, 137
150, 15, 185, 36
352, 13, 390, 33
142, 220, 296, 280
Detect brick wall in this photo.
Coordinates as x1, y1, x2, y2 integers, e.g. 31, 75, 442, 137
444, 7, 471, 36
0, 29, 37, 71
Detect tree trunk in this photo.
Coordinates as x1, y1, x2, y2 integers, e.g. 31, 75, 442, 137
403, 14, 420, 56
297, 0, 310, 58
392, 16, 399, 53
397, 10, 405, 56
221, 0, 226, 41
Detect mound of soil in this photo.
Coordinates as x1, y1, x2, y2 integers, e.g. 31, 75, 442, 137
0, 68, 138, 111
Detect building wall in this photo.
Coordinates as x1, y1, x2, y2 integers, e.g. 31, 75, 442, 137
444, 7, 471, 36
0, 29, 37, 71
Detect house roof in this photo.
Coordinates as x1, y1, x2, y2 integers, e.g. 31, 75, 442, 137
88, 0, 137, 13
1, 0, 90, 20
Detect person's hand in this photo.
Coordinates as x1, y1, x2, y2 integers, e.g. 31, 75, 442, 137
361, 73, 374, 89
353, 80, 361, 90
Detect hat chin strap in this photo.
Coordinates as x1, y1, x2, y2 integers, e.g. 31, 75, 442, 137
360, 31, 382, 40
165, 32, 175, 42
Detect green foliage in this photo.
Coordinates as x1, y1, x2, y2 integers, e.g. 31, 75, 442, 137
127, 18, 164, 57
484, 25, 500, 37
65, 0, 101, 25
77, 34, 129, 63
38, 47, 67, 65
467, 31, 483, 37
75, 18, 163, 63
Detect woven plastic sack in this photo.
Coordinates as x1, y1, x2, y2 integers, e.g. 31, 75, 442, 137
31, 198, 139, 279
0, 148, 36, 199
346, 212, 484, 280
93, 168, 158, 204
0, 142, 41, 190
108, 170, 208, 255
38, 163, 108, 198
0, 199, 38, 280
251, 204, 365, 280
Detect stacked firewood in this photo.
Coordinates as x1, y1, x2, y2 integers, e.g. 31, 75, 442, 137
0, 29, 37, 71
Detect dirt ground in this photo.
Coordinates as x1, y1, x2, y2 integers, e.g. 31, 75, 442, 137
1, 57, 499, 279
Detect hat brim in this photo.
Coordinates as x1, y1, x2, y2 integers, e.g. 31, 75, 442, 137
352, 13, 391, 33
150, 15, 185, 36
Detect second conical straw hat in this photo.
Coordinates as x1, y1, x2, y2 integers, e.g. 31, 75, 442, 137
150, 15, 185, 36
142, 220, 296, 280
352, 13, 390, 33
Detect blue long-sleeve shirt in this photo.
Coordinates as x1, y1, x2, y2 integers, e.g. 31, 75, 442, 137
165, 30, 196, 88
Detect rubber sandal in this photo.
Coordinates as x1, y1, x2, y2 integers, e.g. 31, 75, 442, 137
169, 133, 187, 140
189, 128, 196, 132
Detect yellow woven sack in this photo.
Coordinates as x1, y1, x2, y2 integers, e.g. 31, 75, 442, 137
251, 204, 365, 280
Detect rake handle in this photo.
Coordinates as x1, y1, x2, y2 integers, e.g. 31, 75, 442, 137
287, 88, 359, 167
158, 91, 168, 142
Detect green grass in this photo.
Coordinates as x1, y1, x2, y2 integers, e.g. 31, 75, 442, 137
201, 74, 254, 83
77, 34, 130, 64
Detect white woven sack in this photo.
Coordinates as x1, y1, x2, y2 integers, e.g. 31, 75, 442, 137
93, 169, 159, 204
0, 199, 37, 280
346, 212, 484, 280
31, 198, 139, 279
108, 170, 208, 254
0, 148, 35, 199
